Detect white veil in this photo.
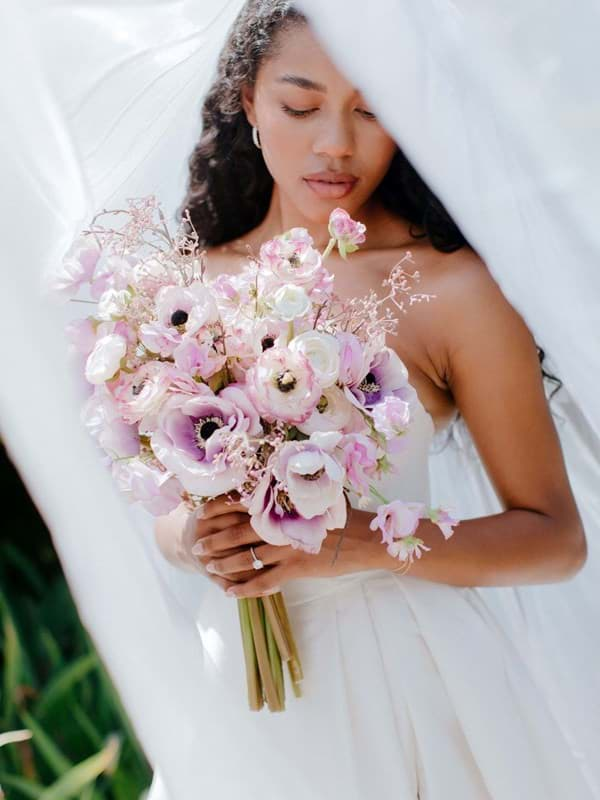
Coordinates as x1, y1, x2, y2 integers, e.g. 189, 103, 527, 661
1, 0, 598, 796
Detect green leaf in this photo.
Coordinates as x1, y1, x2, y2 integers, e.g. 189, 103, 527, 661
37, 734, 121, 800
18, 710, 72, 777
35, 653, 98, 719
0, 772, 45, 799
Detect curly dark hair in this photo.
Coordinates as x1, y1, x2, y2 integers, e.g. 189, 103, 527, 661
176, 0, 562, 403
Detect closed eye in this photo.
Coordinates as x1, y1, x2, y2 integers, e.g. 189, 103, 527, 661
281, 104, 377, 120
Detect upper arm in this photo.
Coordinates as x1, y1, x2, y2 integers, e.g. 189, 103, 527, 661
434, 252, 584, 545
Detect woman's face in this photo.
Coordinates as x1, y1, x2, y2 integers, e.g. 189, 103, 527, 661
241, 22, 398, 225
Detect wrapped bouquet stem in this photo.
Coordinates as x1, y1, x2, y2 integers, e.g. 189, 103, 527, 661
51, 196, 460, 711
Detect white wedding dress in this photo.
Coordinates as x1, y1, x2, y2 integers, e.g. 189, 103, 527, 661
147, 393, 597, 800
1, 1, 600, 798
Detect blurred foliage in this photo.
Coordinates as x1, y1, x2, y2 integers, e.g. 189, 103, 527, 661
0, 438, 152, 799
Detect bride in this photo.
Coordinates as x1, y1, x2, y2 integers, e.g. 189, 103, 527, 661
150, 2, 595, 798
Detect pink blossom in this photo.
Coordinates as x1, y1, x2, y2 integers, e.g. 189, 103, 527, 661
327, 208, 366, 259
369, 500, 426, 546
248, 470, 347, 554
338, 433, 380, 495
112, 459, 183, 516
49, 234, 102, 297
110, 362, 175, 424
427, 507, 461, 539
372, 396, 412, 438
246, 346, 321, 424
259, 228, 328, 293
173, 337, 226, 380
154, 281, 219, 340
336, 332, 370, 386
90, 254, 136, 300
150, 384, 262, 496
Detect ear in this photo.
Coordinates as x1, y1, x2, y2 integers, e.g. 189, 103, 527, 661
240, 83, 257, 127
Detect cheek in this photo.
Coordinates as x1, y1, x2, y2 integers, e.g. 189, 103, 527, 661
359, 130, 397, 183
258, 112, 307, 184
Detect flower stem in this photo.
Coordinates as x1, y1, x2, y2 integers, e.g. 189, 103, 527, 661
273, 593, 304, 697
247, 597, 282, 711
262, 595, 292, 661
322, 237, 335, 260
263, 600, 285, 708
237, 599, 263, 711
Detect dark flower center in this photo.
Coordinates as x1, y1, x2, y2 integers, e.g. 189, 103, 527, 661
276, 370, 297, 393
359, 371, 380, 395
261, 335, 275, 350
194, 415, 223, 447
303, 466, 325, 481
276, 488, 296, 513
170, 309, 188, 326
288, 254, 301, 268
316, 394, 329, 413
131, 379, 146, 396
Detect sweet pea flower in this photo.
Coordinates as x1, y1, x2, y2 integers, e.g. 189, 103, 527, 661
338, 432, 381, 496
248, 469, 347, 554
369, 500, 460, 564
271, 437, 345, 519
327, 208, 366, 259
81, 385, 140, 463
47, 234, 101, 297
427, 507, 461, 539
288, 330, 340, 388
173, 336, 226, 380
246, 346, 321, 424
85, 333, 128, 384
372, 396, 412, 438
150, 384, 262, 496
112, 459, 183, 516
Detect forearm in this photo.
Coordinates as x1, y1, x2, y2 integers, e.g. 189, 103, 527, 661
354, 507, 586, 588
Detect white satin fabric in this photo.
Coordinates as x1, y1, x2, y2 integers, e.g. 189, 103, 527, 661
1, 1, 599, 798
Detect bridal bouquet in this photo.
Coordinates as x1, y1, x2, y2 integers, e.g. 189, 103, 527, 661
52, 195, 459, 712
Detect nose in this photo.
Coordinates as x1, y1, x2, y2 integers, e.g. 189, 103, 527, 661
312, 112, 355, 159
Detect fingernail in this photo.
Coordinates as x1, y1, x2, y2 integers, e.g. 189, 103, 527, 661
191, 541, 205, 555
226, 587, 237, 597
206, 562, 217, 573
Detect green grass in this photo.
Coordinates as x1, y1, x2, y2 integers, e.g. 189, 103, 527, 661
0, 440, 152, 799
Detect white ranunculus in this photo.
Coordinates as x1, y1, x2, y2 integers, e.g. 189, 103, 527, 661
270, 284, 311, 321
97, 288, 133, 321
289, 330, 340, 387
85, 334, 127, 384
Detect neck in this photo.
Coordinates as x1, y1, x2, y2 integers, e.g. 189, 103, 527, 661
255, 183, 411, 253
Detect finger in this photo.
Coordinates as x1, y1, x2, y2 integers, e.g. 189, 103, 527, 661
199, 494, 250, 521
194, 511, 249, 540
225, 565, 288, 598
206, 543, 282, 576
193, 520, 263, 557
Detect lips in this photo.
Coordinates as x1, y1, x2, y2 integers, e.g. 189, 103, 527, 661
303, 172, 358, 199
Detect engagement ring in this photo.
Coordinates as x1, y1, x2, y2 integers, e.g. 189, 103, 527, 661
250, 546, 264, 570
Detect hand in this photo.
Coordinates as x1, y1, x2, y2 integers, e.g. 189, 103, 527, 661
199, 502, 387, 598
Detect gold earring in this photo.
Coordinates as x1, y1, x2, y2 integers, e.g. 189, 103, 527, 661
252, 125, 262, 149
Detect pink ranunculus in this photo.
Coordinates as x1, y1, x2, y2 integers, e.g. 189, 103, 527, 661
338, 432, 381, 496
85, 333, 127, 384
259, 228, 327, 293
246, 346, 321, 424
296, 385, 366, 436
81, 385, 140, 464
112, 459, 183, 516
271, 438, 345, 520
139, 321, 182, 358
149, 384, 262, 496
327, 208, 366, 259
248, 469, 347, 554
110, 362, 175, 424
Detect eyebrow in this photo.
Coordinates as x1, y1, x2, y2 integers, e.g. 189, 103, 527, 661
276, 74, 327, 93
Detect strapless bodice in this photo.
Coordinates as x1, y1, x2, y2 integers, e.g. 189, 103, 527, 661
283, 395, 436, 607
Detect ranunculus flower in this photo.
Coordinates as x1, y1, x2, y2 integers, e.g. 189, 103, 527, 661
248, 469, 347, 554
269, 284, 312, 322
271, 437, 345, 520
110, 362, 175, 424
259, 229, 326, 293
138, 322, 182, 357
338, 432, 380, 496
112, 458, 183, 516
288, 330, 340, 388
327, 208, 366, 259
246, 347, 321, 424
150, 384, 262, 496
85, 333, 127, 384
97, 288, 133, 321
82, 386, 140, 462
296, 385, 366, 435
